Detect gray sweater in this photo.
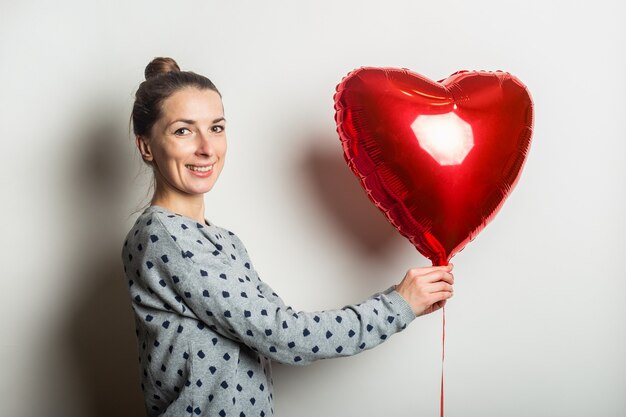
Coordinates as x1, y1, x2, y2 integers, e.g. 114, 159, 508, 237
121, 205, 417, 417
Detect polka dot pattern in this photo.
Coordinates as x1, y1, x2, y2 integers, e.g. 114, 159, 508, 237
121, 205, 416, 416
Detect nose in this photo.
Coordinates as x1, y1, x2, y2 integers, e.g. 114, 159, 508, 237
196, 130, 215, 156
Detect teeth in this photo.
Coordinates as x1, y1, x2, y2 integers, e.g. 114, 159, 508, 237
187, 165, 213, 172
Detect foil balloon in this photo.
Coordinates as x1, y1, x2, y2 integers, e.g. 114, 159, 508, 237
334, 67, 534, 266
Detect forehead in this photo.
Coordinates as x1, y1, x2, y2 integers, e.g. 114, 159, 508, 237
160, 87, 224, 122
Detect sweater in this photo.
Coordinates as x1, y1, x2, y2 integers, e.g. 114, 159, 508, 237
120, 204, 417, 417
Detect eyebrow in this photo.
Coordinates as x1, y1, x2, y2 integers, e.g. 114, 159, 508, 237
167, 117, 226, 127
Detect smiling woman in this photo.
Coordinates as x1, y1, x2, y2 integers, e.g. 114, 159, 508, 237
132, 57, 226, 224
121, 57, 454, 417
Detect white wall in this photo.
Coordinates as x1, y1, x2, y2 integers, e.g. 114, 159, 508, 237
1, 1, 624, 416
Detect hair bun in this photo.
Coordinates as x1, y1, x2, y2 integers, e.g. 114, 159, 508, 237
144, 57, 181, 80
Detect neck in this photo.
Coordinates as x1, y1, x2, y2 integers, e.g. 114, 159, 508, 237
151, 193, 206, 225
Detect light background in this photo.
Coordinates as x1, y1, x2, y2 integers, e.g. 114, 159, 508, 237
1, 1, 624, 416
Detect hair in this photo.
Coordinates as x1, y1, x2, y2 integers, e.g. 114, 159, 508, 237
131, 57, 221, 138
127, 57, 221, 218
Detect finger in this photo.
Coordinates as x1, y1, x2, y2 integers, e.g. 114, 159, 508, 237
424, 281, 454, 294
431, 299, 447, 312
417, 270, 454, 285
410, 264, 453, 275
430, 290, 453, 304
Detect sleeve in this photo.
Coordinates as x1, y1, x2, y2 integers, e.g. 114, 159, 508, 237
229, 232, 396, 314
142, 214, 417, 366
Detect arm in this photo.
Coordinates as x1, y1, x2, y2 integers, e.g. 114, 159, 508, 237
135, 214, 416, 366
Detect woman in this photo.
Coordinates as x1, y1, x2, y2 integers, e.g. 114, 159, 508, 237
121, 57, 454, 417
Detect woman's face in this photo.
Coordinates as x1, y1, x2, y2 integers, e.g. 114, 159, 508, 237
139, 87, 227, 199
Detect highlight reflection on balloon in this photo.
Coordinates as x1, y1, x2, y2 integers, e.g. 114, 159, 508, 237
412, 111, 474, 166
334, 68, 534, 266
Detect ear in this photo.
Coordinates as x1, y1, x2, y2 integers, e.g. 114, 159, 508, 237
136, 135, 154, 163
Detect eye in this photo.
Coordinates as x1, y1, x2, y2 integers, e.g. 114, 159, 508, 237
174, 127, 191, 136
211, 125, 225, 134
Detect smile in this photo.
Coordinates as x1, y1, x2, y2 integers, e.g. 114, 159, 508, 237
185, 164, 213, 172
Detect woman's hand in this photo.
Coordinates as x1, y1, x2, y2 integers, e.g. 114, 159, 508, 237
395, 264, 454, 316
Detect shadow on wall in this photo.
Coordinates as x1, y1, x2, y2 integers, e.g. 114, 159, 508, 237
271, 132, 407, 410
57, 109, 147, 417
300, 133, 401, 257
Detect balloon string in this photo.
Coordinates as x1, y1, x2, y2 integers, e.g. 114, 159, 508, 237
440, 306, 445, 417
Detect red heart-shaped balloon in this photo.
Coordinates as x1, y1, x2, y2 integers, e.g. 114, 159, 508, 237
334, 67, 533, 265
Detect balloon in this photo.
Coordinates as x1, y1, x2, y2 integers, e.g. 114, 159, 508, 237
334, 67, 534, 266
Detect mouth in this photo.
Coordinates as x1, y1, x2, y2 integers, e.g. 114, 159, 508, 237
185, 164, 214, 173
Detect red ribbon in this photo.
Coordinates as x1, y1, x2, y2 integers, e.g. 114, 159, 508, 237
440, 306, 446, 417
